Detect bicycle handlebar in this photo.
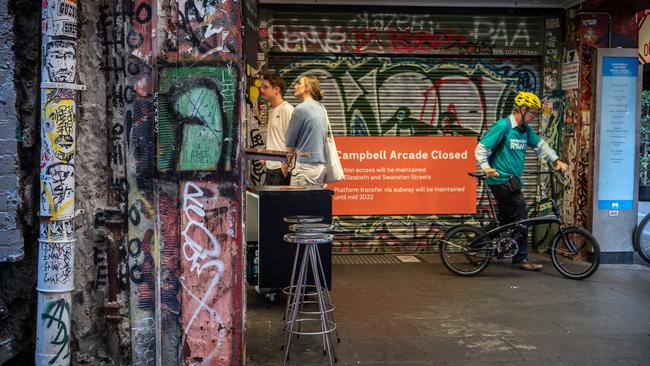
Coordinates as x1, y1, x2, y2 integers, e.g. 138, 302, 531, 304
469, 168, 563, 219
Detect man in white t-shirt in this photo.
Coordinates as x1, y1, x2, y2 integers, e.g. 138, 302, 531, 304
261, 74, 294, 185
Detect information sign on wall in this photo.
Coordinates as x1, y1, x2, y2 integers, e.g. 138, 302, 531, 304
330, 136, 477, 215
597, 57, 638, 210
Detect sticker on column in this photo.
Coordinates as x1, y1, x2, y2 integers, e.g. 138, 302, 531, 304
38, 240, 75, 292
40, 89, 76, 220
39, 220, 74, 242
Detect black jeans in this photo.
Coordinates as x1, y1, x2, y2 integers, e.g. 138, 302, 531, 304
265, 167, 290, 186
488, 180, 528, 264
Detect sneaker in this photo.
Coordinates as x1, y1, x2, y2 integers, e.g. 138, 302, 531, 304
513, 259, 543, 271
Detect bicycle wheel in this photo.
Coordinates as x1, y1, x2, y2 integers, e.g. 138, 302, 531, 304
439, 225, 490, 276
550, 227, 600, 280
634, 214, 650, 263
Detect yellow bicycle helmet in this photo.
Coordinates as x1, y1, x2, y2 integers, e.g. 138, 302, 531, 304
514, 91, 541, 109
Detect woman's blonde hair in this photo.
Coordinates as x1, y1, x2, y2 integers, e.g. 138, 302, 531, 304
301, 75, 324, 101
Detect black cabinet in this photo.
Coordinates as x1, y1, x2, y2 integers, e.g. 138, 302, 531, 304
246, 186, 333, 294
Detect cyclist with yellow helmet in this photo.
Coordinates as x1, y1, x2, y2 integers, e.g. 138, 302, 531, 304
475, 91, 569, 271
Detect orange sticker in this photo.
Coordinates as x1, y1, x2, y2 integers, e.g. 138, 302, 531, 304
330, 136, 478, 215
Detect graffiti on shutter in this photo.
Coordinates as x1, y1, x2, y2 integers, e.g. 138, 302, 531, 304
269, 55, 541, 253
267, 10, 544, 56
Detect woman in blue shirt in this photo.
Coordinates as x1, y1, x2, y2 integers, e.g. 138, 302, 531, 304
285, 75, 329, 186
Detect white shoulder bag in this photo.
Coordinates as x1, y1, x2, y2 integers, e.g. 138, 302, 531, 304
321, 104, 345, 183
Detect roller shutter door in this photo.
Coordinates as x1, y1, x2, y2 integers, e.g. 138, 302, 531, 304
264, 9, 545, 253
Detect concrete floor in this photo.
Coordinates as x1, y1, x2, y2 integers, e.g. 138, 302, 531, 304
246, 257, 650, 365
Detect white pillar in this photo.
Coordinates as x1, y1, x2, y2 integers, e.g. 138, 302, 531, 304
36, 0, 81, 364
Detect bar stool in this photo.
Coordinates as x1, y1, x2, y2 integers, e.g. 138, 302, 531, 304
289, 223, 333, 233
283, 215, 324, 224
281, 232, 337, 365
282, 216, 325, 320
282, 222, 333, 313
287, 223, 341, 345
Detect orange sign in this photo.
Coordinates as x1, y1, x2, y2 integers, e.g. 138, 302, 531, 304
330, 136, 477, 215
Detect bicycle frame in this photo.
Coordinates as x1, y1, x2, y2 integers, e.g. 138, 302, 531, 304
468, 171, 581, 255
479, 171, 564, 226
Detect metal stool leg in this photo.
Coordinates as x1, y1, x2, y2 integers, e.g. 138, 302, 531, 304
282, 247, 309, 361
295, 252, 311, 339
281, 232, 336, 365
314, 244, 341, 344
296, 285, 307, 338
309, 245, 335, 365
305, 245, 327, 356
284, 243, 303, 322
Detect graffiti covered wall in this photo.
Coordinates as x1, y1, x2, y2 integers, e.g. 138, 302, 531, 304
533, 14, 564, 249
162, 0, 242, 62
160, 0, 245, 363
561, 14, 610, 228
95, 0, 246, 363
91, 0, 246, 363
179, 180, 237, 364
245, 65, 267, 186
157, 64, 242, 364
114, 0, 159, 364
95, 1, 134, 362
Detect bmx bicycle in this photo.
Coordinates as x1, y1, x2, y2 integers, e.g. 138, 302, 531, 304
439, 171, 600, 280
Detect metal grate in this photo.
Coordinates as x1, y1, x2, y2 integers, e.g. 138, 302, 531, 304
417, 253, 442, 264
332, 255, 402, 264
332, 254, 442, 264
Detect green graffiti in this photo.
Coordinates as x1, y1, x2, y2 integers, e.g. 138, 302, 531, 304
176, 82, 224, 170
42, 298, 71, 364
158, 66, 238, 173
